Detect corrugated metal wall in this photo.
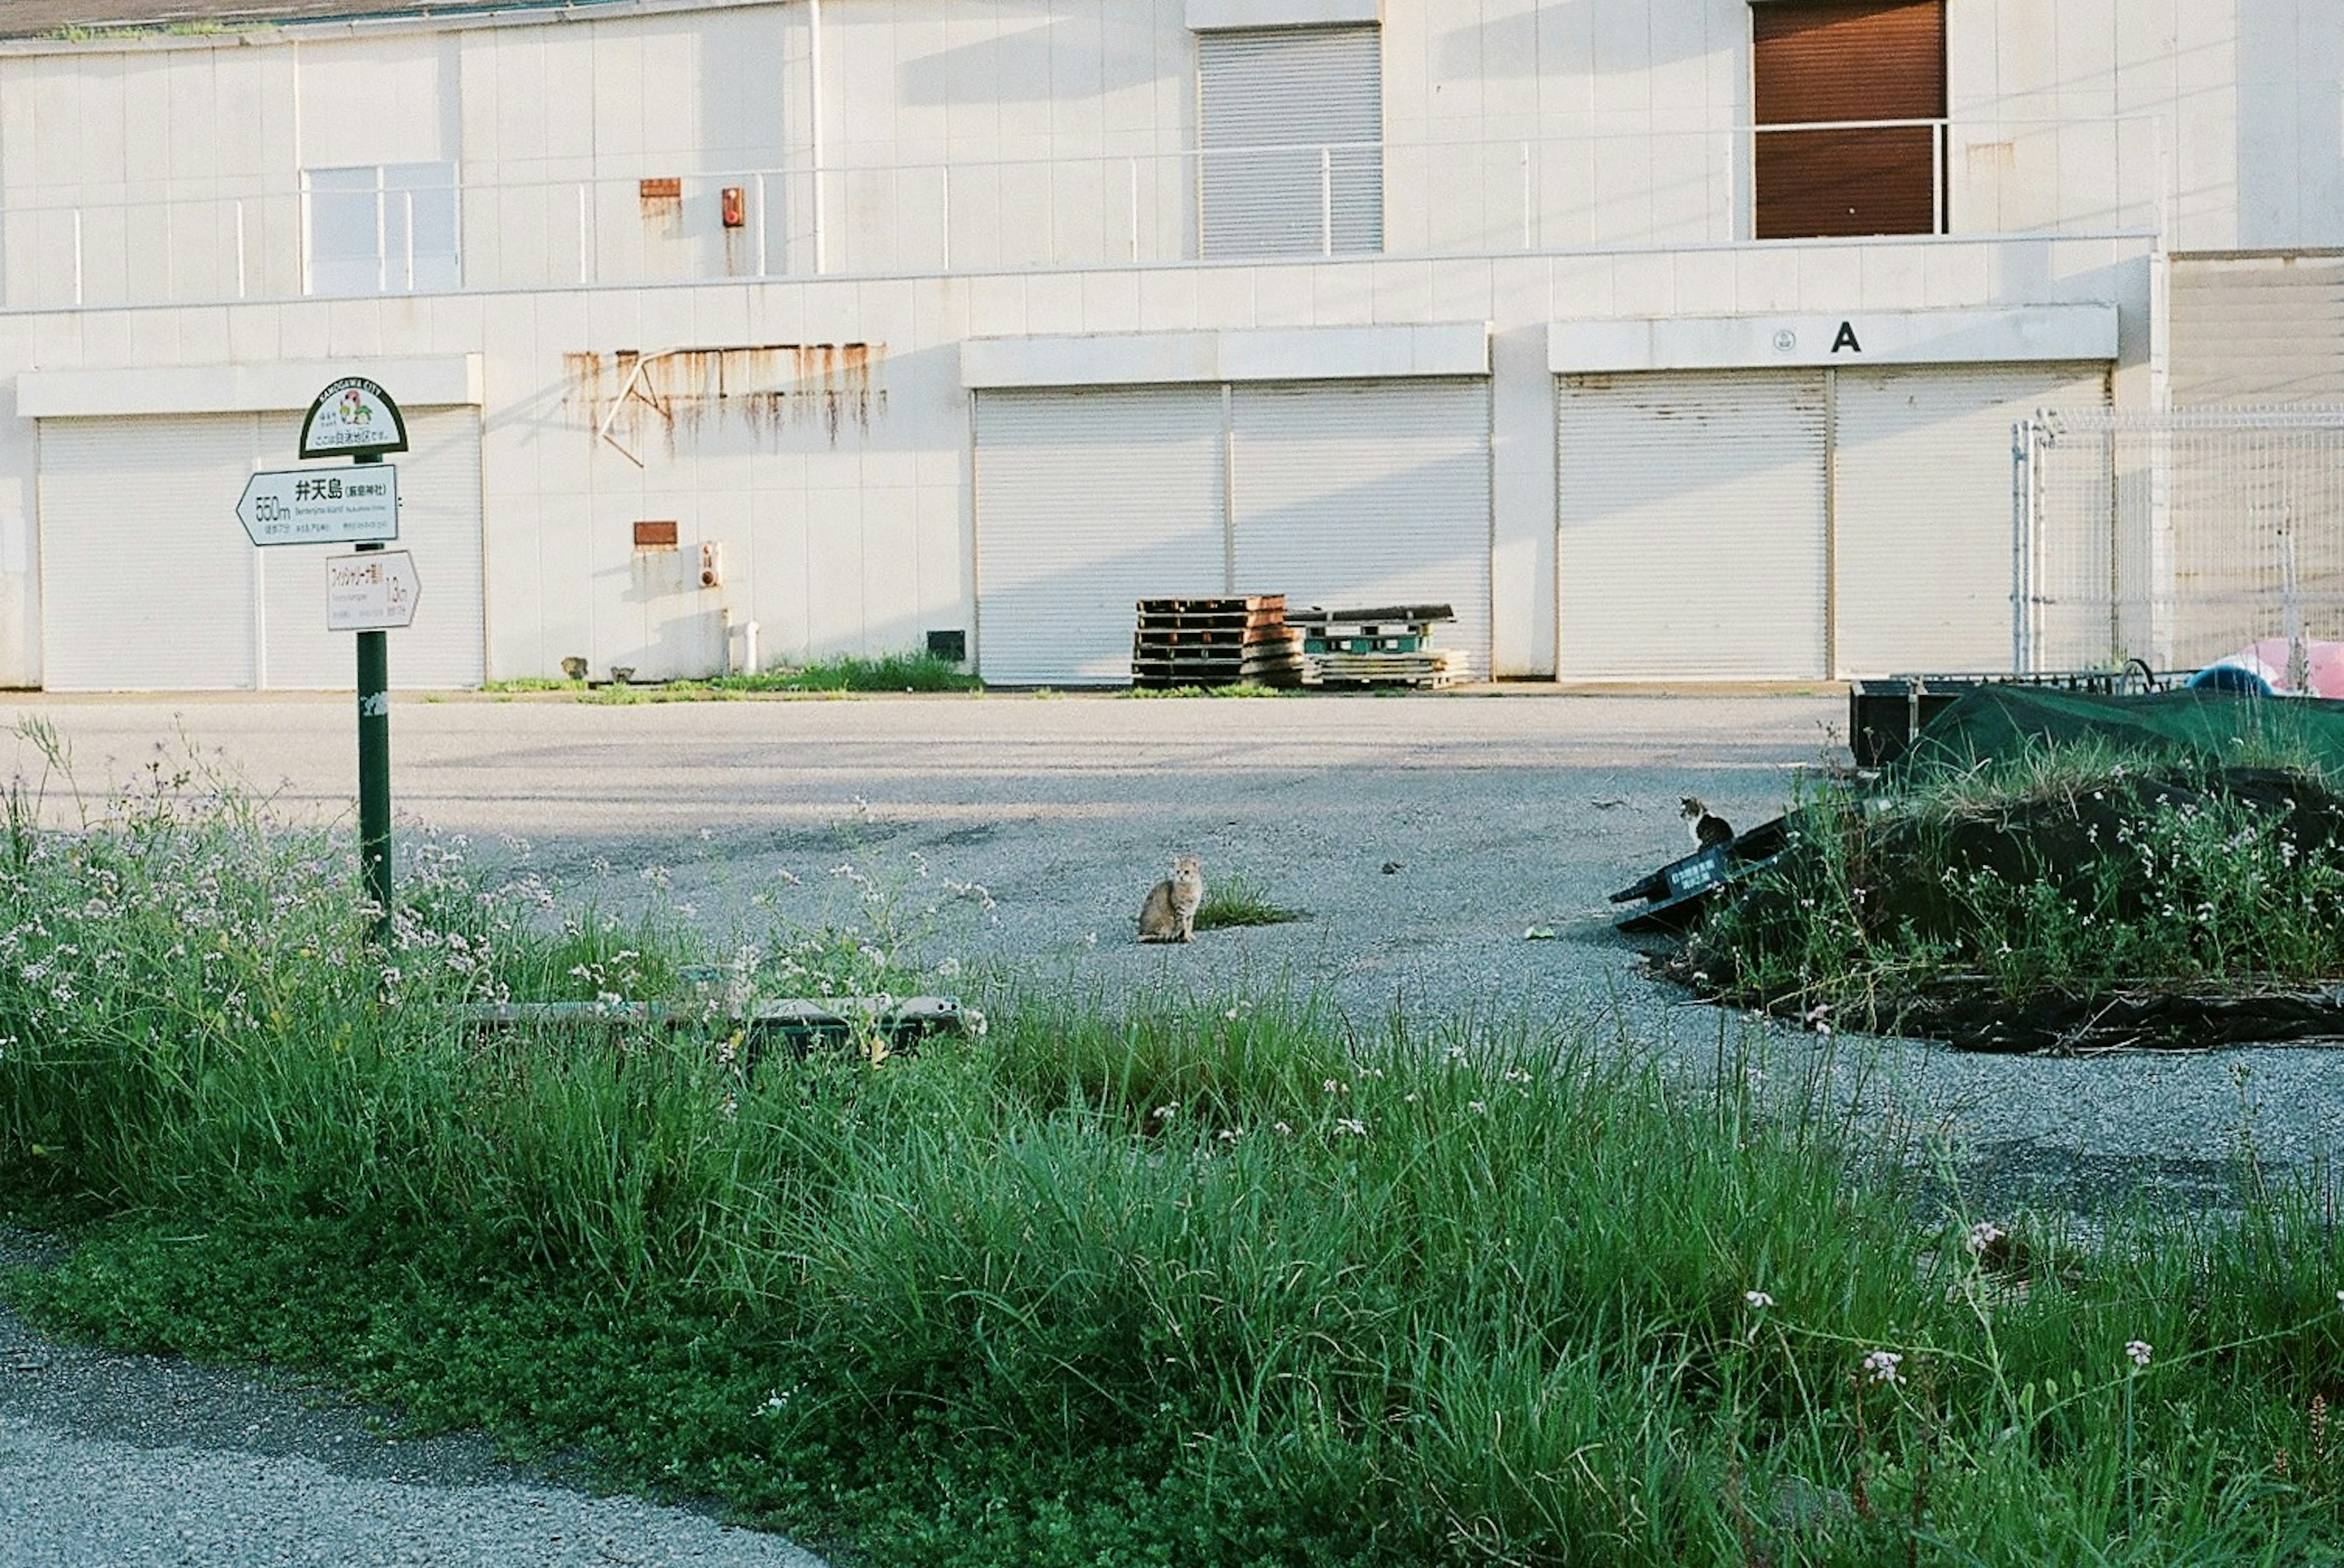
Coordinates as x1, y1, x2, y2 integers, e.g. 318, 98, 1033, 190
2171, 256, 2344, 405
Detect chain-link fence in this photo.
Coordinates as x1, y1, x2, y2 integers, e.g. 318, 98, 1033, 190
2016, 407, 2344, 673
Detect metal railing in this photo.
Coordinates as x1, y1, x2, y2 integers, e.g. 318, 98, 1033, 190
2, 115, 2166, 310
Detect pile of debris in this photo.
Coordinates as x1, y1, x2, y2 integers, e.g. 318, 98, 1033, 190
1292, 604, 1464, 688
1615, 684, 2344, 1053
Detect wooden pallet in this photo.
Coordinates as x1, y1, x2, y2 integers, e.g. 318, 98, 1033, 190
1132, 595, 1303, 689
1308, 646, 1467, 690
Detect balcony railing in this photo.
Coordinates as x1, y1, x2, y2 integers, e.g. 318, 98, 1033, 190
1, 116, 2166, 311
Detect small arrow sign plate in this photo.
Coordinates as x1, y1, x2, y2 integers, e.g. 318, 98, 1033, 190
326, 551, 421, 632
238, 466, 399, 547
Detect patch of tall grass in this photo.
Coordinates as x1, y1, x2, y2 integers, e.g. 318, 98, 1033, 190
1690, 738, 2344, 1018
4, 754, 2344, 1564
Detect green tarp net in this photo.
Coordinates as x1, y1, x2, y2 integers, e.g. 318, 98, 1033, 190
1901, 685, 2344, 778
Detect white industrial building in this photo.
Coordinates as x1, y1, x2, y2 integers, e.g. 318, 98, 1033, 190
0, 0, 2332, 689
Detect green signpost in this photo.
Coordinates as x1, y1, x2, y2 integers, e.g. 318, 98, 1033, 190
234, 377, 414, 940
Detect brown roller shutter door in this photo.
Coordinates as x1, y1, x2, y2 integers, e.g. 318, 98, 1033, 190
1753, 0, 1945, 239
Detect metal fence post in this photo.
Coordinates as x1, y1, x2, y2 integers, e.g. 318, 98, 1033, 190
1320, 146, 1334, 257
2012, 417, 2035, 673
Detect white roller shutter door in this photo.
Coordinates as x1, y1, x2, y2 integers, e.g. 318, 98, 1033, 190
256, 408, 487, 690
39, 409, 484, 691
1833, 363, 2111, 675
1198, 26, 1382, 258
1231, 380, 1490, 678
973, 388, 1227, 685
40, 414, 261, 690
1558, 371, 1829, 680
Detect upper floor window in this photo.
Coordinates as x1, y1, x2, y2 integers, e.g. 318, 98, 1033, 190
1753, 0, 1946, 239
1198, 25, 1382, 259
305, 162, 461, 295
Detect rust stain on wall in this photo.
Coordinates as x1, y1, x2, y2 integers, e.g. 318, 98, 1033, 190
566, 342, 888, 455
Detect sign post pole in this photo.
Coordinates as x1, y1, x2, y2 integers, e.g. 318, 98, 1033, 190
354, 469, 392, 940
292, 376, 411, 945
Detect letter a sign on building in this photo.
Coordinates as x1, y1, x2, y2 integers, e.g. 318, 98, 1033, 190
300, 376, 409, 460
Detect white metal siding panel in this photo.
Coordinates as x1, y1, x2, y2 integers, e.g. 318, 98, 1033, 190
1558, 372, 1829, 680
38, 414, 261, 691
258, 408, 487, 689
973, 389, 1227, 685
1833, 363, 2110, 676
1199, 26, 1382, 258
2170, 259, 2344, 405
1231, 380, 1491, 678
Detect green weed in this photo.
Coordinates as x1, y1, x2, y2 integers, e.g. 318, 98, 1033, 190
3, 748, 2344, 1564
1193, 869, 1308, 929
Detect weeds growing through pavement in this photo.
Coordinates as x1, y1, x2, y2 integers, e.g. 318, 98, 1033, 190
3, 742, 2344, 1564
1192, 869, 1307, 930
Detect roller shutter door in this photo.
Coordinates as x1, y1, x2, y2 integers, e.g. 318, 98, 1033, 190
1833, 363, 2110, 674
1199, 26, 1382, 258
972, 388, 1226, 685
1558, 371, 1829, 680
253, 408, 486, 690
40, 414, 260, 690
38, 409, 485, 691
1231, 381, 1490, 678
1753, 0, 1944, 239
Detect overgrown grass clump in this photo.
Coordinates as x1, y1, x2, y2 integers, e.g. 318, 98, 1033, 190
5, 750, 2344, 1563
1685, 737, 2344, 1032
1192, 868, 1307, 929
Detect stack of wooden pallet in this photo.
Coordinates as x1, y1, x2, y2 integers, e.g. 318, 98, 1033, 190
1130, 596, 1308, 688
1292, 604, 1466, 688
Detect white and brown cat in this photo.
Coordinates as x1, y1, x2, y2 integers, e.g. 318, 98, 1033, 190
1137, 854, 1206, 944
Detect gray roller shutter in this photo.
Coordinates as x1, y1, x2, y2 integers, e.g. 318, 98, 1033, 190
1558, 371, 1829, 679
972, 388, 1227, 685
1231, 380, 1490, 677
38, 410, 484, 691
1199, 26, 1381, 258
39, 414, 262, 691
1833, 363, 2110, 674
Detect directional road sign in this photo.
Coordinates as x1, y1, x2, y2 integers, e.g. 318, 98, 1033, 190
325, 550, 421, 632
237, 466, 399, 547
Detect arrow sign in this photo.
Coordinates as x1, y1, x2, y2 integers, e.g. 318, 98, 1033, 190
237, 466, 399, 547
326, 551, 421, 632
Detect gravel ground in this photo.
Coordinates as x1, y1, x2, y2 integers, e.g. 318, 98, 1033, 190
2, 687, 2342, 1559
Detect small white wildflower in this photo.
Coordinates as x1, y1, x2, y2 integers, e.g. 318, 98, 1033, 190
1860, 1349, 1905, 1386
2125, 1339, 2152, 1369
1403, 1093, 1419, 1104
1334, 1118, 1367, 1137
1217, 1128, 1241, 1143
1152, 1102, 1179, 1122
1966, 1220, 2007, 1255
1501, 1068, 1531, 1085
1744, 1290, 1775, 1310
1273, 1121, 1293, 1136
1446, 1044, 1467, 1064
1224, 1007, 1240, 1021
1467, 1100, 1488, 1114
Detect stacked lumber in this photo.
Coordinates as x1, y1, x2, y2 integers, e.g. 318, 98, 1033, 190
1291, 604, 1466, 688
1130, 596, 1306, 688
